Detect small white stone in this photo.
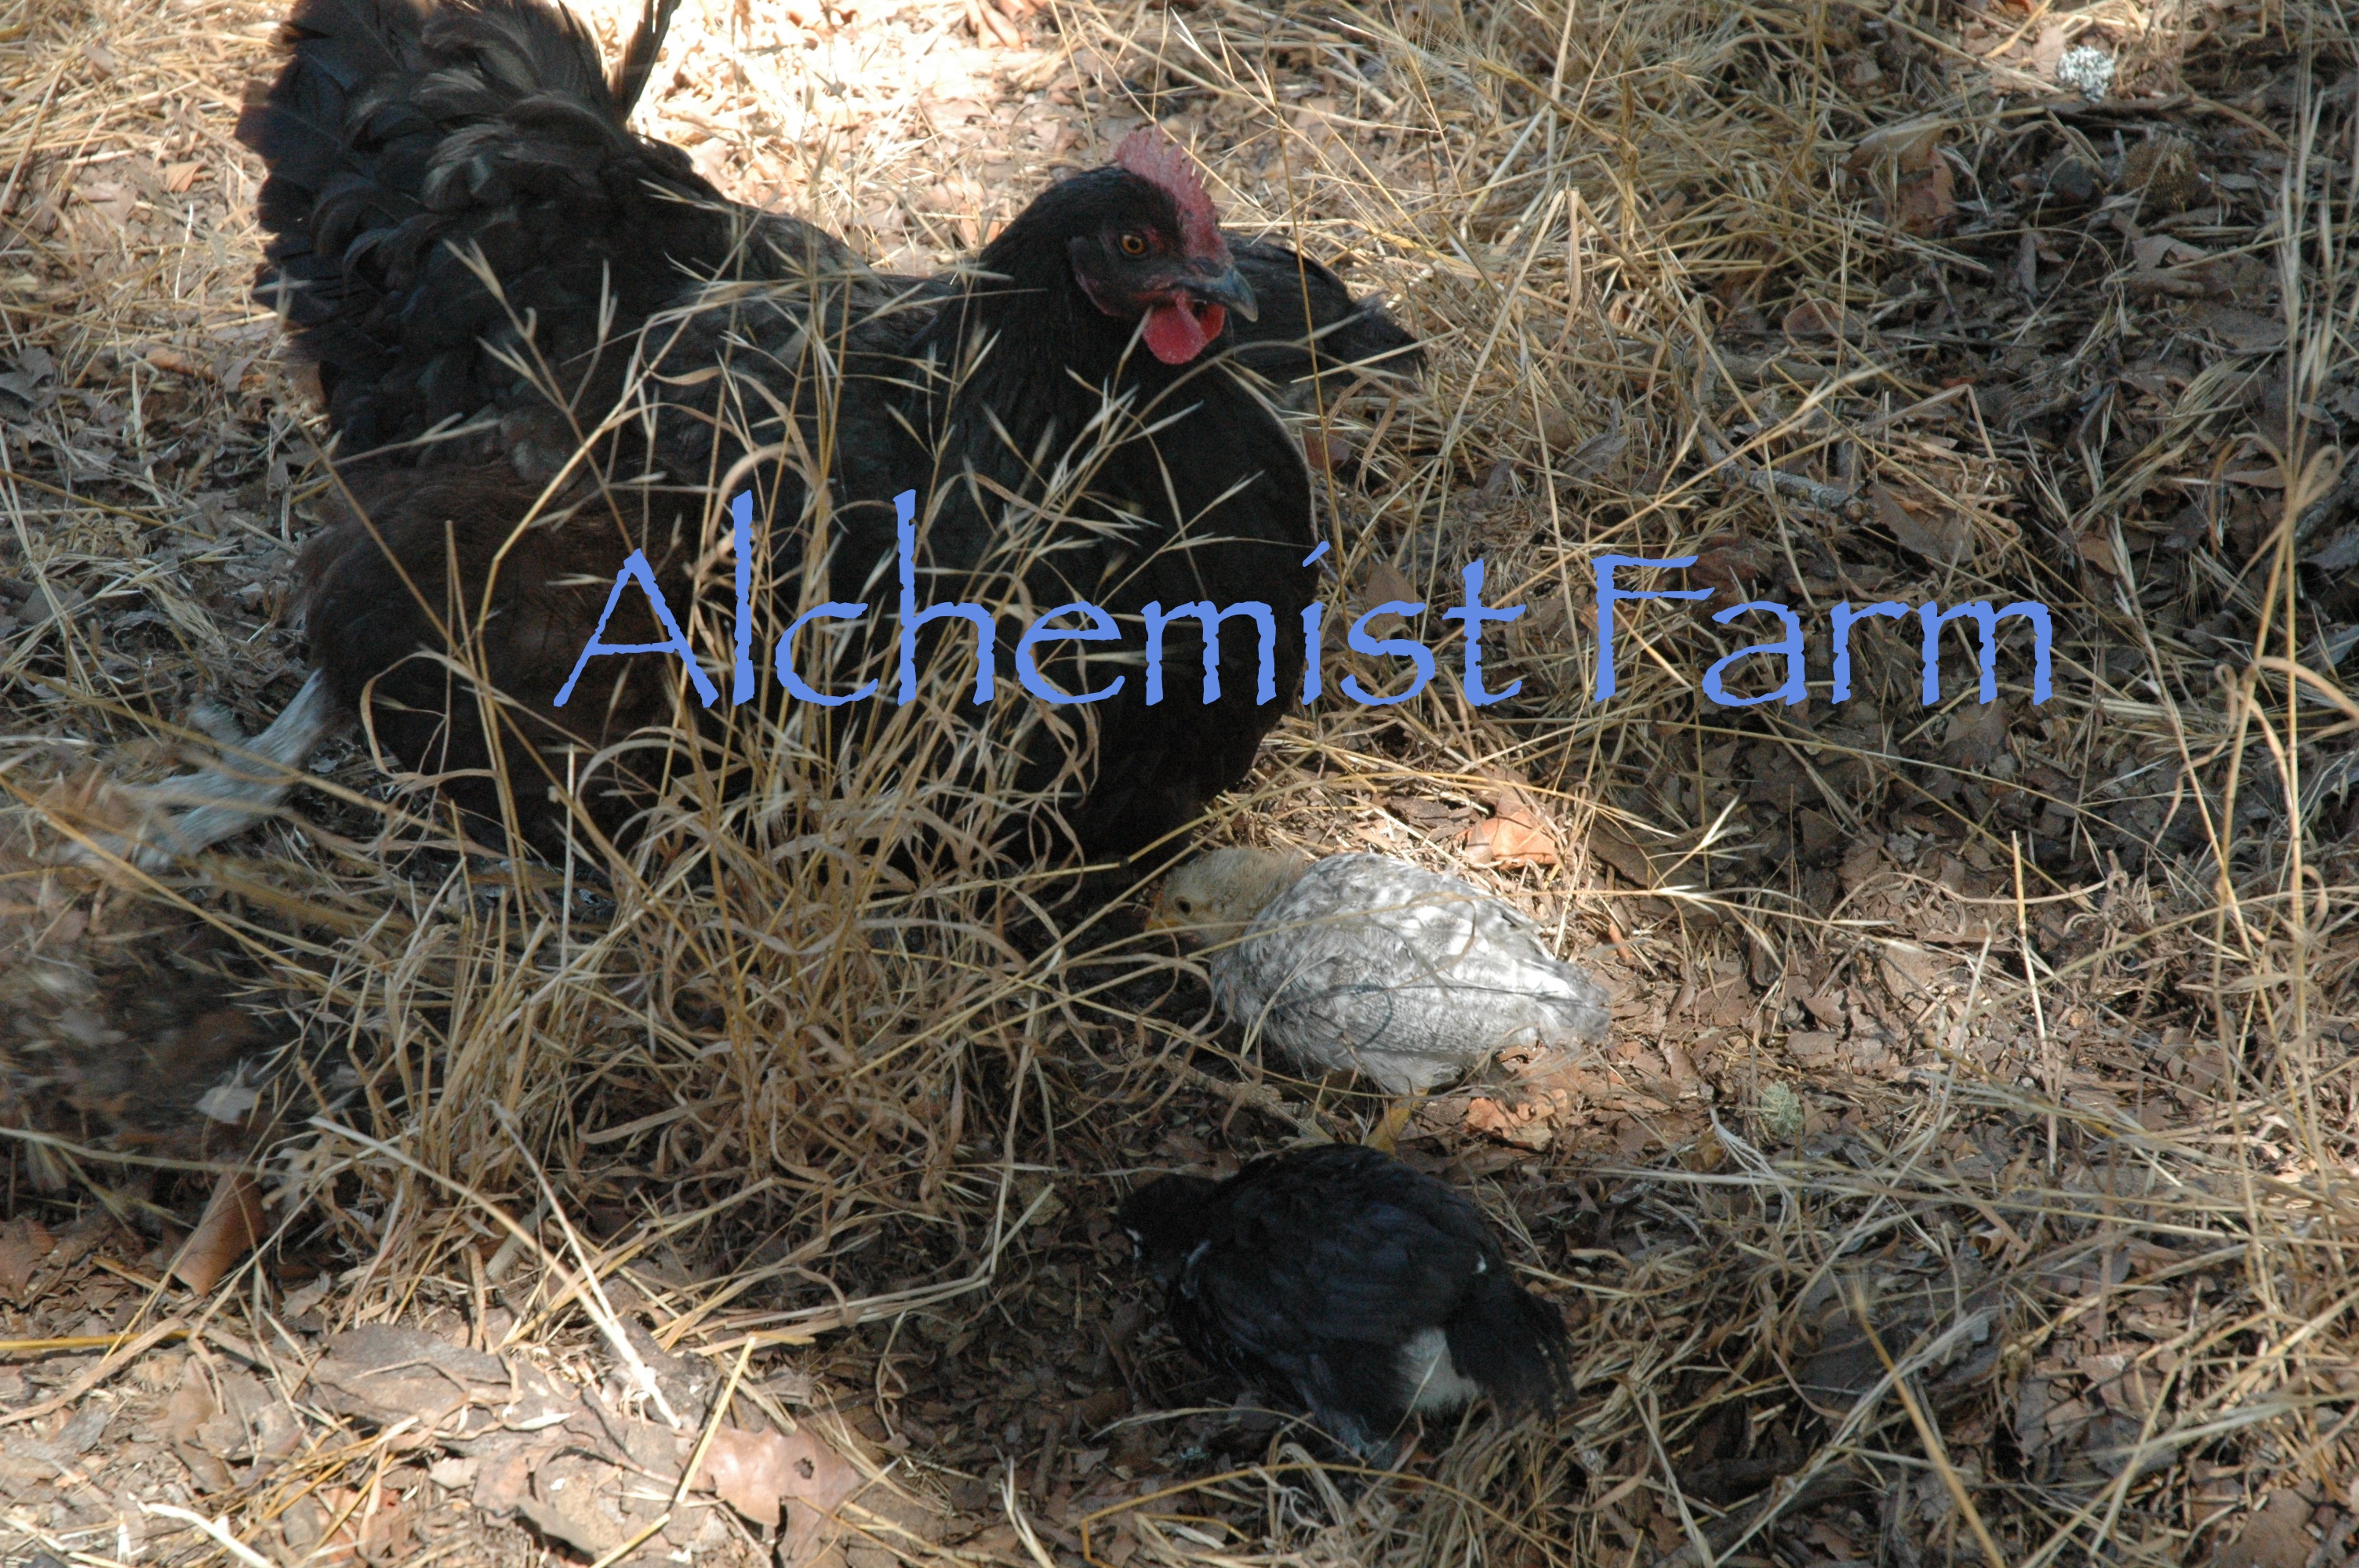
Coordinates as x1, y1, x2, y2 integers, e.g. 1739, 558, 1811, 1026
194, 1080, 260, 1124
2055, 45, 2116, 101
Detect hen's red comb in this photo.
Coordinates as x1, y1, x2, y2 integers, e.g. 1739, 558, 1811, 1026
1116, 128, 1226, 260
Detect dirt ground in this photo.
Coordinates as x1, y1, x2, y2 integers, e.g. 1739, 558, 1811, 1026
2, 0, 2357, 1563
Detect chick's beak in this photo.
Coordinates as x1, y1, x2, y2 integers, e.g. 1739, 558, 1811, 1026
1187, 258, 1257, 322
1143, 895, 1180, 935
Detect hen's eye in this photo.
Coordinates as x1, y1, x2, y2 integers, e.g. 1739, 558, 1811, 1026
1118, 232, 1149, 256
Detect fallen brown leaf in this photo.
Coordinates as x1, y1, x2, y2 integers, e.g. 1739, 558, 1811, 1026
1783, 299, 1860, 339
1587, 821, 1659, 887
2179, 301, 2284, 352
1688, 531, 1775, 600
2214, 1491, 2314, 1568
2077, 529, 2124, 575
0, 1218, 54, 1303
312, 1480, 416, 1567
1462, 804, 1558, 867
1944, 699, 2009, 769
697, 1428, 860, 1549
1896, 154, 1956, 235
1459, 767, 1559, 868
1845, 115, 1950, 173
1787, 1031, 1843, 1069
1302, 430, 1350, 472
1874, 484, 1972, 564
1461, 1097, 1552, 1149
1354, 557, 1418, 610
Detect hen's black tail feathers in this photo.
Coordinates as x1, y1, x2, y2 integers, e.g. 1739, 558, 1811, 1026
1446, 1270, 1571, 1416
608, 0, 679, 118
1227, 241, 1422, 405
234, 0, 743, 456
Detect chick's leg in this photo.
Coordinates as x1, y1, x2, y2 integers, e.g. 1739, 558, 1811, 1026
1365, 1096, 1422, 1153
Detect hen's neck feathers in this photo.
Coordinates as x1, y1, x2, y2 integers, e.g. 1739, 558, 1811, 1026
911, 169, 1205, 424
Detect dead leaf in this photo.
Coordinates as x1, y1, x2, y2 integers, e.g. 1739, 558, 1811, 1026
165, 1363, 217, 1445
1783, 299, 1859, 339
1459, 768, 1559, 868
2077, 529, 2124, 576
1462, 1097, 1552, 1149
0, 1218, 54, 1303
195, 1365, 302, 1464
162, 162, 203, 194
697, 1428, 860, 1545
75, 180, 134, 226
1877, 941, 1946, 996
1688, 531, 1774, 599
1787, 1031, 1844, 1069
470, 1443, 551, 1518
1587, 821, 1659, 887
313, 1480, 416, 1567
1354, 557, 1418, 610
1945, 699, 2010, 768
2214, 1492, 2314, 1568
1463, 805, 1558, 867
1874, 484, 1972, 564
165, 1358, 235, 1490
307, 1326, 564, 1440
516, 1458, 625, 1556
1845, 116, 1950, 173
1562, 426, 1629, 476
171, 1170, 263, 1294
144, 345, 264, 392
1896, 155, 1956, 235
2180, 302, 2284, 352
2302, 526, 2359, 572
0, 347, 58, 408
967, 0, 1020, 47
2030, 20, 2068, 74
1659, 1040, 1704, 1097
2131, 235, 2212, 282
1303, 430, 1350, 472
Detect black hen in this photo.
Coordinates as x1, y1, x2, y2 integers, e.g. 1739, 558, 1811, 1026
147, 0, 1422, 873
1119, 1144, 1568, 1460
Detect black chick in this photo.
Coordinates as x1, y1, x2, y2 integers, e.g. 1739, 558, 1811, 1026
1118, 1143, 1568, 1461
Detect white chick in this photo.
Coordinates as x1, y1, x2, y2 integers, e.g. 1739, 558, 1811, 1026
1151, 848, 1611, 1094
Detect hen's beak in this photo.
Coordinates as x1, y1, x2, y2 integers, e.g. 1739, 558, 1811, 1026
1187, 259, 1258, 322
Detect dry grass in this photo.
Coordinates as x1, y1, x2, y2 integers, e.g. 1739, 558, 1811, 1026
3, 0, 2357, 1563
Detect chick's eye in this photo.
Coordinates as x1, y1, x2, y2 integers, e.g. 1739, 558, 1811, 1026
1176, 898, 1194, 914
1118, 232, 1149, 256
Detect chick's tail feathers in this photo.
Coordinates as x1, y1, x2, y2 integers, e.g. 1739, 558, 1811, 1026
1445, 1271, 1570, 1416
